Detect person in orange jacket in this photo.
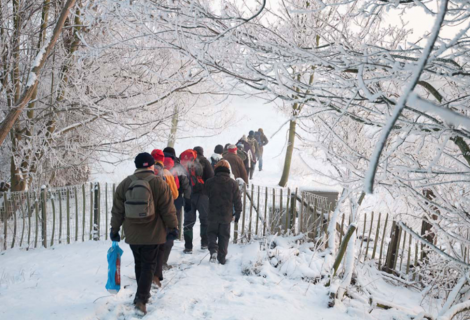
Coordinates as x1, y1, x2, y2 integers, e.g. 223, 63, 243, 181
151, 149, 179, 200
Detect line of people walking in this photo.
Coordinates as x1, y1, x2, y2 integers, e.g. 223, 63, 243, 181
109, 129, 268, 315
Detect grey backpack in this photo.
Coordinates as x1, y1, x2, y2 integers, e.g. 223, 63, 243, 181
124, 175, 156, 224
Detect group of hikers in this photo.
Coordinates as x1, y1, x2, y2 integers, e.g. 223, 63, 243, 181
109, 129, 268, 315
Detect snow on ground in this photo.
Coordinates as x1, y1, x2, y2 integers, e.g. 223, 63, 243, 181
0, 226, 431, 320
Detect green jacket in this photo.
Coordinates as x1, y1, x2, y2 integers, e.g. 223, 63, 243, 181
111, 168, 178, 245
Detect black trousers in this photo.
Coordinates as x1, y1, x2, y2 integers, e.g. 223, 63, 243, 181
155, 199, 183, 280
208, 222, 231, 264
184, 193, 209, 249
129, 244, 159, 304
249, 166, 255, 179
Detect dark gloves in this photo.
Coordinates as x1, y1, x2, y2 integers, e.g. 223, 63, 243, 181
167, 228, 179, 241
110, 230, 120, 242
234, 215, 240, 223
184, 199, 192, 212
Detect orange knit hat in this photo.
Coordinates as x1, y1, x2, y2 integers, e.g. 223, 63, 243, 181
214, 159, 230, 170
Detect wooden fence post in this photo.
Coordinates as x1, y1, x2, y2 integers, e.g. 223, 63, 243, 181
285, 188, 290, 234
384, 221, 399, 273
11, 195, 17, 249
400, 231, 407, 270
35, 191, 39, 248
371, 212, 381, 259
242, 184, 247, 240
74, 187, 78, 242
82, 184, 86, 242
105, 183, 108, 241
256, 185, 260, 237
27, 192, 32, 248
271, 188, 275, 234
248, 185, 253, 241
406, 232, 412, 274
291, 190, 297, 234
279, 188, 283, 234
300, 192, 305, 234
20, 193, 26, 247
393, 227, 403, 271
93, 183, 100, 240
378, 213, 389, 270
89, 183, 93, 240
360, 213, 367, 254
41, 187, 47, 248
3, 192, 8, 250
50, 191, 56, 247
365, 212, 374, 260
66, 189, 71, 244
263, 187, 268, 236
58, 191, 62, 244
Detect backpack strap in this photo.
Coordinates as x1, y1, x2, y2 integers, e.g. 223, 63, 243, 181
143, 175, 156, 182
129, 175, 138, 181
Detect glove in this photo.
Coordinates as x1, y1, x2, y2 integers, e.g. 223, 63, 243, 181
167, 228, 179, 241
110, 230, 120, 242
184, 200, 192, 212
234, 216, 240, 223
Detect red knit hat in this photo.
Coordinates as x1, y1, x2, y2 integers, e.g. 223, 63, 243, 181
164, 156, 174, 170
151, 149, 165, 164
228, 144, 237, 154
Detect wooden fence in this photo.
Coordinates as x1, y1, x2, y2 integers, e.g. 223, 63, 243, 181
1, 181, 450, 282
0, 183, 336, 251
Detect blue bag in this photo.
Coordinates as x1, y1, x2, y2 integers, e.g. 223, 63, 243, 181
106, 241, 123, 294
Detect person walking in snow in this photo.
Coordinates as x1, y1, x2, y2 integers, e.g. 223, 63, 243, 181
151, 149, 179, 200
205, 160, 242, 264
223, 144, 248, 184
161, 147, 192, 267
110, 152, 178, 315
151, 149, 181, 287
239, 134, 257, 180
182, 146, 214, 253
210, 144, 224, 168
255, 128, 269, 171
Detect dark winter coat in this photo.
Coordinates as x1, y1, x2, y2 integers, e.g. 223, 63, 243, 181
172, 162, 191, 200
205, 168, 242, 224
192, 154, 214, 195
110, 169, 178, 245
223, 152, 248, 184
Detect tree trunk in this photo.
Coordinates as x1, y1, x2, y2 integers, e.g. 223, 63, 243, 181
278, 119, 296, 187
0, 0, 77, 147
167, 105, 179, 148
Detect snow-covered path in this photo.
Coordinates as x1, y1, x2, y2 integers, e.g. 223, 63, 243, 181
0, 237, 367, 320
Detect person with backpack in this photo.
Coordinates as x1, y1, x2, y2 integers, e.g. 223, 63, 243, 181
210, 144, 224, 168
247, 131, 261, 179
110, 152, 178, 315
238, 135, 256, 180
223, 144, 248, 184
256, 128, 269, 171
205, 160, 242, 264
180, 147, 214, 253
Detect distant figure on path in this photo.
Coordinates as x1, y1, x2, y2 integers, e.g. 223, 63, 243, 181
255, 128, 269, 171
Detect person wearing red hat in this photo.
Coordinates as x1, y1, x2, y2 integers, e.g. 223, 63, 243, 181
223, 144, 248, 184
151, 149, 179, 200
